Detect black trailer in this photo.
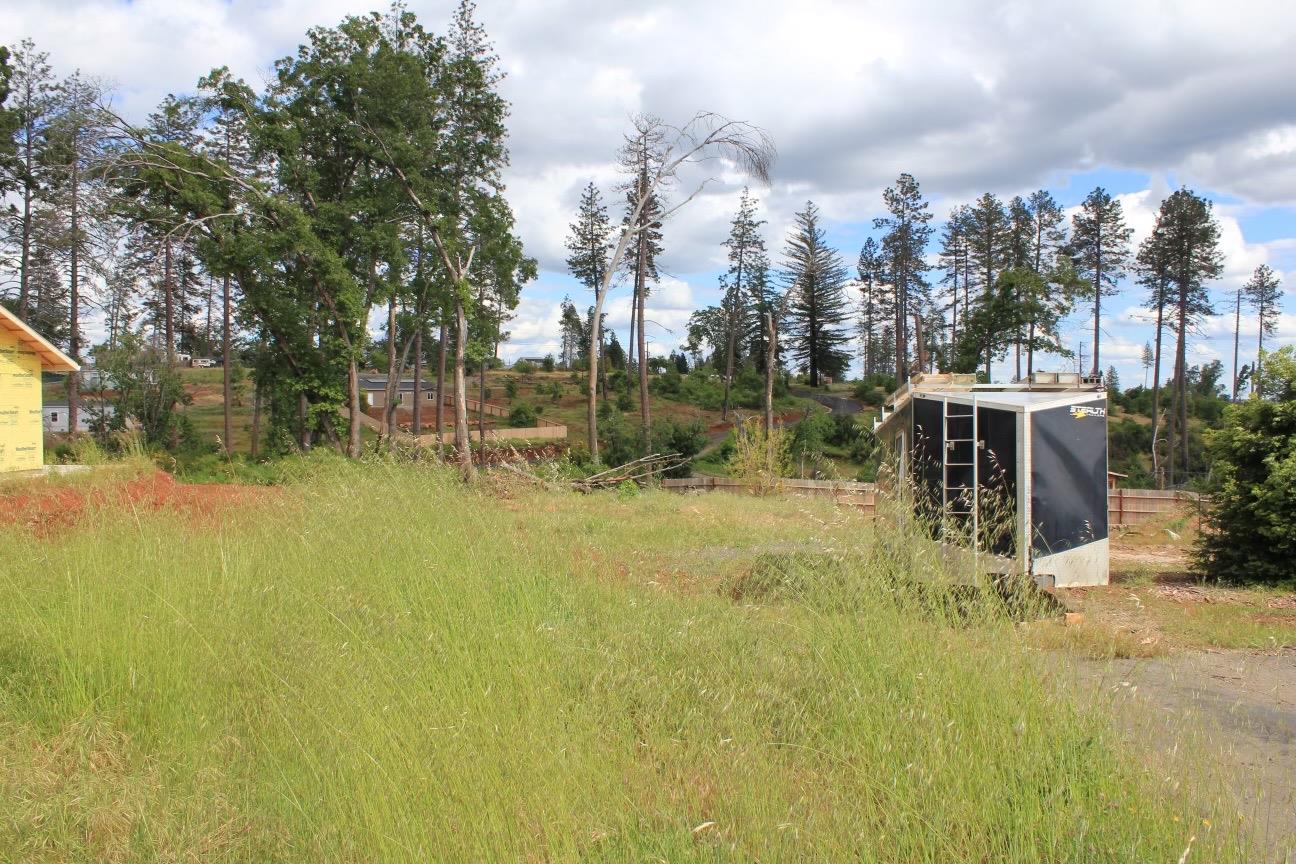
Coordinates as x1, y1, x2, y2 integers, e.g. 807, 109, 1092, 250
874, 373, 1109, 587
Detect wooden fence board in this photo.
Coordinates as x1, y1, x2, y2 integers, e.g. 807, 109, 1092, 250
662, 477, 1203, 526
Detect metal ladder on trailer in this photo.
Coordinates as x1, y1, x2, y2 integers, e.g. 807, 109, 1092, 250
942, 397, 978, 549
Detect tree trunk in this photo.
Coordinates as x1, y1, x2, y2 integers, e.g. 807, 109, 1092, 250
345, 360, 362, 458
1150, 291, 1165, 488
763, 312, 776, 437
436, 319, 447, 458
722, 255, 743, 421
1255, 300, 1267, 397
894, 261, 906, 384
384, 294, 399, 448
453, 296, 474, 481
628, 279, 637, 387
67, 152, 80, 436
637, 268, 651, 444
412, 330, 423, 435
1176, 285, 1189, 482
478, 351, 487, 444
298, 392, 312, 451
205, 276, 215, 350
1091, 222, 1102, 377
164, 240, 176, 367
17, 114, 34, 321
1231, 288, 1241, 401
222, 274, 234, 454
1026, 320, 1036, 379
587, 303, 601, 463
250, 382, 262, 459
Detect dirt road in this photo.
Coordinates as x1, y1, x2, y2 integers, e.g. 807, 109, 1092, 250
1072, 649, 1296, 861
791, 387, 865, 416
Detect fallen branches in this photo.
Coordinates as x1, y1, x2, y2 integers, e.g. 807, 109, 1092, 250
571, 453, 688, 492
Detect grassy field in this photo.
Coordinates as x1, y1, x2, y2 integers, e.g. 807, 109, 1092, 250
0, 458, 1254, 861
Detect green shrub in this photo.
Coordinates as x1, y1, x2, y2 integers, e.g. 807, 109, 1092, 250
1196, 346, 1296, 585
504, 377, 518, 400
541, 355, 556, 373
513, 360, 537, 374
508, 402, 539, 428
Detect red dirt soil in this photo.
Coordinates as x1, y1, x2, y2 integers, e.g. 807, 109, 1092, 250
0, 471, 277, 536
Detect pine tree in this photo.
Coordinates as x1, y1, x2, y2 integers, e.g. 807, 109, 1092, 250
45, 70, 109, 434
966, 193, 1009, 298
1141, 342, 1154, 390
964, 193, 1010, 378
745, 250, 777, 370
1024, 190, 1069, 377
1243, 264, 1282, 396
1005, 195, 1035, 378
566, 182, 613, 401
1071, 187, 1132, 376
558, 296, 585, 368
619, 121, 667, 440
1137, 227, 1171, 486
1150, 189, 1222, 483
719, 187, 766, 419
782, 202, 852, 387
2, 40, 58, 323
857, 236, 888, 376
937, 210, 968, 349
873, 173, 932, 382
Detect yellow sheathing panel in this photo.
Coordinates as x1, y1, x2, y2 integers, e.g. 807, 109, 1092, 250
0, 328, 44, 472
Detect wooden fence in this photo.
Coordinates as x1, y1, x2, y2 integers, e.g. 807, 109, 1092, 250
415, 424, 567, 445
662, 476, 1203, 527
661, 476, 878, 512
1108, 487, 1205, 527
343, 407, 566, 446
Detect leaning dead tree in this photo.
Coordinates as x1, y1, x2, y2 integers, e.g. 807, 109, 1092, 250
585, 113, 775, 463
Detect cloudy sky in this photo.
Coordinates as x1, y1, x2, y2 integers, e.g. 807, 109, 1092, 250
6, 0, 1296, 387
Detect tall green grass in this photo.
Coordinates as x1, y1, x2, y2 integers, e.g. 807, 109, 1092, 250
0, 457, 1246, 861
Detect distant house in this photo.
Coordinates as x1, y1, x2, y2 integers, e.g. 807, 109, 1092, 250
516, 357, 548, 367
360, 376, 439, 410
42, 400, 116, 434
0, 304, 79, 472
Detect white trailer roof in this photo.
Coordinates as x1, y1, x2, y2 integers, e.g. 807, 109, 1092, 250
912, 389, 1104, 413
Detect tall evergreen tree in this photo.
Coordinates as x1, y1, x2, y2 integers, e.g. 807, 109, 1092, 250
1137, 226, 1172, 486
936, 208, 969, 349
45, 71, 109, 435
1150, 189, 1222, 483
782, 201, 851, 387
2, 40, 58, 324
963, 193, 1010, 377
565, 181, 613, 400
620, 123, 665, 434
857, 236, 888, 377
1024, 190, 1068, 377
966, 193, 1009, 299
719, 187, 766, 419
1243, 263, 1282, 396
873, 173, 931, 382
1070, 187, 1132, 376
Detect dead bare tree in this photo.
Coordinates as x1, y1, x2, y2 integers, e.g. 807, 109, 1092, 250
585, 113, 775, 463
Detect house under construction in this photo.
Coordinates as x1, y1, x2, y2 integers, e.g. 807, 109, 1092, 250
873, 372, 1109, 588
